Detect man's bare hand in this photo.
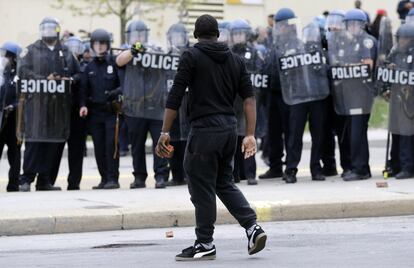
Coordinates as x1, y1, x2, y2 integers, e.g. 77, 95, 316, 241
155, 133, 174, 158
241, 135, 257, 159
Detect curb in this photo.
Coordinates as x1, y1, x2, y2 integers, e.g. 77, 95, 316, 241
2, 198, 414, 236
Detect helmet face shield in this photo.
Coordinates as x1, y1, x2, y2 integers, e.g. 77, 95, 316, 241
0, 52, 9, 70
303, 23, 321, 43
168, 32, 188, 49
231, 29, 248, 44
127, 30, 148, 45
326, 14, 345, 32
273, 18, 299, 43
346, 20, 365, 36
40, 22, 59, 38
65, 39, 85, 56
218, 28, 230, 43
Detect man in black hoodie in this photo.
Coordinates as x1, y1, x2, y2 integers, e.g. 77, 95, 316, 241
156, 14, 267, 261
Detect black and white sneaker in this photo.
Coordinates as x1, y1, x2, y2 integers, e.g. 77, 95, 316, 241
247, 225, 267, 255
175, 242, 216, 261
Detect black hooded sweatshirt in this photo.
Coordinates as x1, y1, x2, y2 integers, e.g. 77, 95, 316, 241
166, 41, 254, 123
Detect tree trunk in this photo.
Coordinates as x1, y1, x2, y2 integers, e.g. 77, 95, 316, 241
120, 0, 128, 45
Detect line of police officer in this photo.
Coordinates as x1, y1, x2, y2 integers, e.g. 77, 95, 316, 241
258, 8, 380, 183
2, 8, 414, 192
0, 16, 194, 191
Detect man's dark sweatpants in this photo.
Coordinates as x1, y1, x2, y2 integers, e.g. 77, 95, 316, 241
184, 116, 257, 243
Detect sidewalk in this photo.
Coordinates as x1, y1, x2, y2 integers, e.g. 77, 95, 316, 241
1, 175, 414, 236
1, 128, 412, 237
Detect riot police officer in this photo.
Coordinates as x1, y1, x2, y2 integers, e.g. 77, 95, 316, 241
322, 10, 352, 177
80, 29, 121, 189
116, 20, 169, 189
229, 19, 262, 185
377, 23, 414, 179
274, 9, 330, 183
0, 42, 22, 192
328, 9, 377, 181
259, 10, 290, 180
165, 23, 190, 186
64, 36, 88, 190
19, 17, 79, 191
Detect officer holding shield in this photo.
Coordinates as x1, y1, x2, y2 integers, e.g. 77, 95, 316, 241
377, 23, 414, 179
116, 20, 169, 189
229, 19, 265, 185
328, 9, 377, 181
274, 8, 330, 183
322, 10, 352, 177
19, 17, 79, 191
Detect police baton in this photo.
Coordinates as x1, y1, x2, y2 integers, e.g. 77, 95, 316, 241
112, 95, 123, 159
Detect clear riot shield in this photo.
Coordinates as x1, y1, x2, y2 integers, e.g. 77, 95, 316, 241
377, 17, 394, 67
275, 20, 330, 105
328, 30, 375, 115
122, 51, 180, 121
16, 43, 72, 142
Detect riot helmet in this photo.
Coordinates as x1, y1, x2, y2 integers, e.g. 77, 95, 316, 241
90, 29, 111, 57
39, 17, 61, 44
166, 23, 188, 51
125, 20, 149, 45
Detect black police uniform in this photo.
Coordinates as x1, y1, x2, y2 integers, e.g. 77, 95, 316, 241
322, 34, 352, 176
346, 35, 378, 178
168, 58, 187, 185
66, 59, 88, 190
259, 48, 289, 178
231, 44, 261, 183
321, 99, 352, 175
81, 54, 121, 187
0, 64, 20, 191
166, 41, 257, 243
19, 40, 79, 190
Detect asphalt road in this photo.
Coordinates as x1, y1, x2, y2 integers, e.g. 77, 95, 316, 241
0, 216, 413, 268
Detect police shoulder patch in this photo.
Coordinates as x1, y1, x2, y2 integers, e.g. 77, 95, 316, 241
363, 38, 374, 49
19, 48, 28, 58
